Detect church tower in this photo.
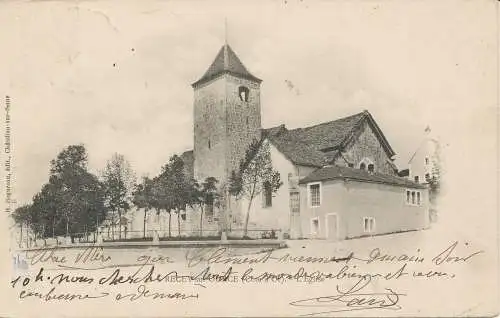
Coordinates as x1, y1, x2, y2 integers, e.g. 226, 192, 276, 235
192, 43, 262, 183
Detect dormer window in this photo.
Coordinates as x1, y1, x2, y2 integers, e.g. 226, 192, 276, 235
359, 158, 374, 171
239, 86, 249, 102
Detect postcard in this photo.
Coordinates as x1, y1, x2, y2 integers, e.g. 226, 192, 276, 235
0, 0, 498, 317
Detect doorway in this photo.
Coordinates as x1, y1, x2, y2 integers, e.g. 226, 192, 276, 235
326, 213, 338, 240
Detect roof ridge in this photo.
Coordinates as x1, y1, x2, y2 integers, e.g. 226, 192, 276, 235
300, 164, 426, 188
289, 111, 366, 132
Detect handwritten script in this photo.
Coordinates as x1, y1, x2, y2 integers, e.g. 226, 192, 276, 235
9, 240, 483, 315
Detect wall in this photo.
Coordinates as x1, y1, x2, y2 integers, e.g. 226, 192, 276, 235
235, 141, 296, 237
225, 74, 262, 178
193, 74, 261, 183
334, 120, 396, 175
193, 77, 227, 182
124, 206, 220, 239
300, 179, 429, 240
299, 181, 344, 239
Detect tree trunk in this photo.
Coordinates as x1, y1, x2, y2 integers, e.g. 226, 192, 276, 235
143, 208, 147, 239
168, 213, 172, 238
111, 211, 115, 240
52, 217, 55, 239
19, 223, 23, 248
199, 207, 204, 237
177, 210, 181, 237
66, 216, 69, 238
243, 200, 252, 238
118, 209, 122, 240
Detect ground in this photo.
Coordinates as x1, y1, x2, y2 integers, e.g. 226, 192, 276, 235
7, 225, 497, 317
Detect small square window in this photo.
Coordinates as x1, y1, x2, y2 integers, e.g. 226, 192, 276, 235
363, 217, 375, 233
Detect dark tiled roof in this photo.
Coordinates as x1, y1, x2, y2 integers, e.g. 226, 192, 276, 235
299, 165, 426, 189
180, 150, 194, 179
192, 44, 261, 87
266, 130, 327, 167
287, 111, 366, 151
263, 110, 395, 167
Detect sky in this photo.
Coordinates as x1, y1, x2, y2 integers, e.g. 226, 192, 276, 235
0, 0, 496, 206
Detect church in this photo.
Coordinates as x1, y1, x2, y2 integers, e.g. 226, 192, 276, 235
171, 41, 430, 241
125, 42, 429, 241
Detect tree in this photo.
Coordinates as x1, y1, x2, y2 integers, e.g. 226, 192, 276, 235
132, 176, 154, 238
151, 173, 172, 237
12, 204, 32, 247
13, 145, 106, 245
167, 155, 190, 237
164, 155, 193, 237
49, 144, 107, 242
229, 139, 282, 237
101, 153, 136, 240
151, 155, 193, 238
189, 177, 219, 236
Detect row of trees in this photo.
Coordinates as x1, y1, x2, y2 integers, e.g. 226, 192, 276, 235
13, 139, 282, 243
131, 156, 219, 239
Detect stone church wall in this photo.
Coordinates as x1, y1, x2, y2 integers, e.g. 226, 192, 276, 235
225, 74, 262, 177
193, 78, 228, 182
335, 121, 396, 175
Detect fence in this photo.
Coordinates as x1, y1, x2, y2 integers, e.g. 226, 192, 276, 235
14, 227, 283, 248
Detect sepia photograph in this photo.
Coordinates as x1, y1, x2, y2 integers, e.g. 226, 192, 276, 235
0, 0, 498, 317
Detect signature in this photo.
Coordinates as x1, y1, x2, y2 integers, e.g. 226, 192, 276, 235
289, 277, 405, 316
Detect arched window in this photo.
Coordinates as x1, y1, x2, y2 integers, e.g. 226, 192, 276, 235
359, 158, 374, 172
238, 86, 250, 102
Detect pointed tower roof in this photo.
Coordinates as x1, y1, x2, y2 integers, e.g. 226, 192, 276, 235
192, 44, 262, 88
